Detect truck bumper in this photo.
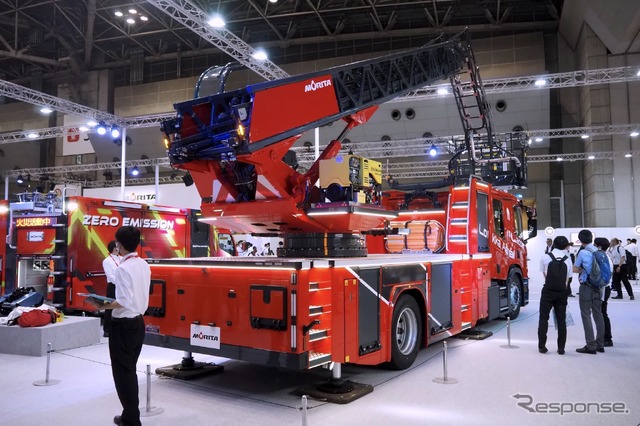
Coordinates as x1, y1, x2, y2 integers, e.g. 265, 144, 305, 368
144, 333, 310, 370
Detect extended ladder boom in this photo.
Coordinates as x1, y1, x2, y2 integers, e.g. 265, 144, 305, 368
163, 32, 471, 164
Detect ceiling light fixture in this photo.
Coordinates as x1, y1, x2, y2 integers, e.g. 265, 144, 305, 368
111, 127, 120, 138
79, 126, 89, 132
126, 17, 135, 24
630, 131, 639, 137
114, 11, 123, 17
128, 8, 137, 14
534, 78, 547, 87
87, 120, 97, 127
16, 174, 24, 184
429, 144, 437, 157
27, 132, 38, 139
208, 15, 225, 28
535, 137, 543, 142
140, 15, 148, 21
637, 70, 640, 77
625, 153, 633, 158
437, 87, 449, 95
269, 0, 278, 3
96, 122, 107, 135
252, 50, 268, 60
131, 166, 139, 176
40, 107, 53, 114
588, 155, 595, 160
581, 134, 589, 139
556, 157, 563, 161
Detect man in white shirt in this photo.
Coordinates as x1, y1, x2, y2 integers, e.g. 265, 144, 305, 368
625, 238, 638, 280
88, 226, 150, 426
609, 238, 634, 300
101, 240, 120, 338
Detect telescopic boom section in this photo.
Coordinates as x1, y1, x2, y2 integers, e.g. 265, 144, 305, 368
161, 32, 472, 236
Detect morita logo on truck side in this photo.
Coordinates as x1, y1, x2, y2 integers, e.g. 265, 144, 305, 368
190, 324, 221, 350
304, 78, 332, 92
82, 215, 175, 229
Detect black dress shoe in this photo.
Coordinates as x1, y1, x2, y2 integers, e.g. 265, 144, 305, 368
557, 349, 565, 355
568, 294, 576, 297
113, 415, 123, 426
576, 346, 597, 354
538, 347, 548, 354
631, 296, 635, 300
611, 295, 623, 299
596, 347, 605, 353
604, 340, 613, 347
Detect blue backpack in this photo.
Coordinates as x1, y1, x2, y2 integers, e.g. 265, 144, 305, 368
585, 248, 611, 288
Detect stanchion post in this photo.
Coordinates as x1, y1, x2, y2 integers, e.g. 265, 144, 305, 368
433, 340, 458, 384
33, 343, 61, 386
301, 395, 308, 426
500, 316, 519, 349
140, 364, 164, 417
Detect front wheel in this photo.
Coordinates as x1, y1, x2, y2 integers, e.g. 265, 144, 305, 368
505, 271, 522, 320
388, 295, 422, 370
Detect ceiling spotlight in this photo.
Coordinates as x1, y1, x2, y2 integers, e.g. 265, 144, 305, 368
16, 174, 24, 184
556, 157, 563, 161
79, 126, 89, 132
96, 122, 107, 135
637, 70, 640, 77
128, 8, 137, 14
269, 0, 278, 3
131, 166, 139, 176
429, 144, 437, 157
87, 120, 97, 127
534, 79, 547, 87
588, 155, 595, 160
114, 11, 123, 17
534, 137, 543, 142
40, 107, 53, 114
625, 153, 633, 158
436, 87, 449, 96
27, 132, 38, 139
581, 134, 589, 139
126, 17, 135, 24
140, 15, 148, 21
208, 15, 225, 28
252, 50, 268, 60
111, 127, 120, 138
527, 138, 532, 145
630, 131, 639, 137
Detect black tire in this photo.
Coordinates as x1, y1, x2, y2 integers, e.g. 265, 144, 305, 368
388, 295, 422, 370
505, 270, 522, 320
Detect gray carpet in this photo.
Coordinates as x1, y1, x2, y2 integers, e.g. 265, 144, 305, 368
0, 275, 638, 425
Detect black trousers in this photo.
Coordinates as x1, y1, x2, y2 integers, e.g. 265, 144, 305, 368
109, 315, 144, 426
602, 286, 612, 342
613, 266, 634, 297
538, 288, 568, 350
103, 282, 116, 334
628, 255, 637, 279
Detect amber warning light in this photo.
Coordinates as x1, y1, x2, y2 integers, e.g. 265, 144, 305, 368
16, 217, 55, 227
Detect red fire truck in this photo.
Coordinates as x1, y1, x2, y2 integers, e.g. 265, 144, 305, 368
6, 193, 234, 312
146, 31, 534, 372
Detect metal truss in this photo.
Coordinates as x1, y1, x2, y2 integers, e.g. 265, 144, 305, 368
2, 158, 171, 177
397, 66, 640, 102
0, 79, 120, 124
146, 0, 289, 81
3, 148, 636, 185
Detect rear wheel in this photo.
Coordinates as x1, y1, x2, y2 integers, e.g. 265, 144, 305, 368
388, 295, 422, 370
505, 270, 522, 320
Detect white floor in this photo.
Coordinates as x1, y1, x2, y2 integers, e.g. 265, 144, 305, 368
1, 275, 639, 426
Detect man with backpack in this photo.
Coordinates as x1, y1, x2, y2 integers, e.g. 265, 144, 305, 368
573, 229, 607, 354
538, 235, 573, 355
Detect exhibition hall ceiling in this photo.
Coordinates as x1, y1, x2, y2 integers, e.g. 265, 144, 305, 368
0, 0, 563, 87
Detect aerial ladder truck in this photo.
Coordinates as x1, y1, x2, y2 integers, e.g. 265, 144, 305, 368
147, 32, 534, 379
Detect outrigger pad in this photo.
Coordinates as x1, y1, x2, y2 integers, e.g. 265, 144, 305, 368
155, 362, 224, 380
294, 379, 373, 404
454, 328, 493, 340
